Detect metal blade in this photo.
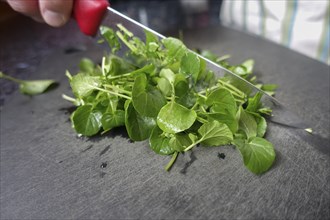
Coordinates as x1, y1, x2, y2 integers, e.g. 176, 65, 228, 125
102, 7, 308, 129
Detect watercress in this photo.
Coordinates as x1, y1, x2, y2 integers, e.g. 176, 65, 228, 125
0, 71, 57, 95
63, 25, 278, 174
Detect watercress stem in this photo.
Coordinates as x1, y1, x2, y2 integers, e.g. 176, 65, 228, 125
91, 86, 132, 100
107, 72, 132, 80
165, 152, 179, 171
62, 94, 77, 103
184, 140, 202, 152
103, 84, 132, 95
218, 79, 246, 99
0, 72, 23, 84
116, 31, 138, 53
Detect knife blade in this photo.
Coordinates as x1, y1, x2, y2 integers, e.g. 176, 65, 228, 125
73, 0, 308, 129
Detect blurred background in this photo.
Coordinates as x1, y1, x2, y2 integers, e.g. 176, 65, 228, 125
0, 0, 223, 33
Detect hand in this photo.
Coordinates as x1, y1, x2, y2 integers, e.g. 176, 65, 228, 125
7, 0, 74, 27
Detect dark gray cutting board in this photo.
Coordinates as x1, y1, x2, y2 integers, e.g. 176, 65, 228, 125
1, 24, 329, 219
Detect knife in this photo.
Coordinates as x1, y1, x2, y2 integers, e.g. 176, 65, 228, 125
72, 0, 308, 129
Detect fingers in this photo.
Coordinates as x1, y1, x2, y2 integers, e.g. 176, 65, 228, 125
39, 0, 74, 27
7, 0, 74, 27
7, 0, 43, 22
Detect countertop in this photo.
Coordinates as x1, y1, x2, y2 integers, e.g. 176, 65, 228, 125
1, 14, 329, 220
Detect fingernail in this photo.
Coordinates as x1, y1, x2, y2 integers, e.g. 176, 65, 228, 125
43, 10, 66, 27
32, 16, 45, 23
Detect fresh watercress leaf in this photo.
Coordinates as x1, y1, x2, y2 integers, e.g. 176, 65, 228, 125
0, 72, 57, 96
125, 100, 156, 141
198, 121, 233, 146
145, 30, 159, 45
132, 74, 166, 117
162, 37, 187, 62
241, 59, 254, 74
157, 102, 197, 134
149, 126, 175, 155
234, 137, 275, 174
70, 73, 101, 98
261, 84, 278, 96
174, 73, 189, 98
79, 58, 95, 74
100, 25, 121, 53
169, 133, 192, 152
207, 88, 237, 115
101, 110, 125, 131
71, 105, 102, 136
237, 106, 257, 139
157, 77, 172, 97
19, 80, 57, 96
246, 92, 263, 113
106, 55, 135, 77
180, 51, 200, 82
206, 112, 238, 133
256, 115, 267, 137
160, 68, 175, 84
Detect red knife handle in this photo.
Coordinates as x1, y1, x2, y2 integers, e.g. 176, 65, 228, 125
73, 0, 110, 36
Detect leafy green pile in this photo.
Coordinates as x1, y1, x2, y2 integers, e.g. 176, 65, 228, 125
63, 24, 277, 174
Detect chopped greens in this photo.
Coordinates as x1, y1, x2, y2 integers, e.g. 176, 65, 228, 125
0, 71, 57, 95
63, 25, 278, 174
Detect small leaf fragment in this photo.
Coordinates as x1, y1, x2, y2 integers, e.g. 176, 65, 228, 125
19, 80, 57, 95
304, 128, 313, 134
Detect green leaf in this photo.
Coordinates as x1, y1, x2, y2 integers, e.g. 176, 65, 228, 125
256, 116, 267, 137
169, 133, 192, 152
206, 112, 238, 133
19, 80, 57, 95
181, 51, 200, 82
71, 105, 102, 136
149, 126, 175, 155
101, 110, 125, 131
246, 92, 263, 112
241, 59, 254, 74
79, 58, 95, 74
157, 77, 172, 97
200, 50, 218, 62
258, 107, 272, 115
174, 74, 189, 98
207, 88, 237, 116
157, 102, 197, 134
198, 121, 233, 146
125, 101, 156, 141
0, 71, 57, 96
100, 26, 121, 53
160, 68, 175, 84
261, 84, 278, 91
145, 30, 159, 45
132, 74, 166, 117
162, 37, 187, 62
70, 73, 101, 98
238, 106, 257, 139
107, 56, 135, 76
234, 137, 275, 174
232, 65, 248, 76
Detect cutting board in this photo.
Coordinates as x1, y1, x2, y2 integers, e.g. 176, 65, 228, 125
1, 24, 329, 219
